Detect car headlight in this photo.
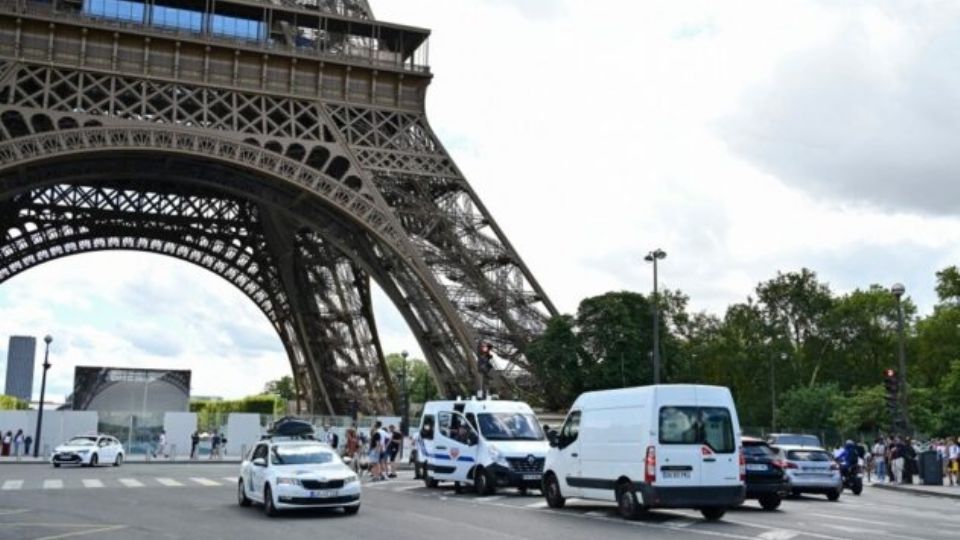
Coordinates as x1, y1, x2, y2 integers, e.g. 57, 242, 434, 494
344, 474, 359, 485
276, 477, 302, 486
76, 450, 90, 455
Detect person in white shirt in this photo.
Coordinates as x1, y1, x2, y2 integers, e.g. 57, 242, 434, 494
155, 431, 167, 459
872, 438, 887, 483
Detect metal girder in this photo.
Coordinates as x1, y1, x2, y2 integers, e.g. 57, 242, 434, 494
0, 2, 557, 412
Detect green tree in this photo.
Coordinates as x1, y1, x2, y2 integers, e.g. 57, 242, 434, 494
0, 394, 28, 410
576, 291, 660, 390
263, 375, 296, 401
831, 385, 887, 437
935, 266, 960, 304
777, 383, 840, 432
526, 315, 583, 410
385, 353, 438, 406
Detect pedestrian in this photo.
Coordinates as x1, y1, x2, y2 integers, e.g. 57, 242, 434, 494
387, 425, 402, 478
322, 424, 339, 451
344, 427, 361, 473
377, 422, 390, 480
155, 430, 167, 459
1, 431, 11, 456
891, 437, 905, 484
872, 437, 886, 483
886, 437, 896, 483
935, 438, 948, 484
903, 437, 917, 484
13, 429, 24, 461
209, 431, 221, 460
24, 434, 32, 456
368, 427, 382, 481
190, 431, 200, 460
948, 437, 960, 487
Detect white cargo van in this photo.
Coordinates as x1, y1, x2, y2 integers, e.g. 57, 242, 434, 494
542, 385, 745, 521
416, 398, 549, 495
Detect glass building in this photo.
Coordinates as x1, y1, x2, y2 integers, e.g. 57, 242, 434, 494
4, 336, 36, 402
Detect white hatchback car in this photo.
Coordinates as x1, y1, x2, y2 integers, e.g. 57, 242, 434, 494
238, 440, 361, 517
51, 435, 124, 468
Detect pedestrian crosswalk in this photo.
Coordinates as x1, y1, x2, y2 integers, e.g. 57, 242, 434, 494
0, 476, 234, 491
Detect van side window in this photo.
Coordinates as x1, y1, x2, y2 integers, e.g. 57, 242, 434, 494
420, 415, 435, 441
466, 413, 477, 430
438, 411, 453, 439
559, 411, 581, 449
659, 406, 735, 453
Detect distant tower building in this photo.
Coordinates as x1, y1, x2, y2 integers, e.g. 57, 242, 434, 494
4, 336, 36, 402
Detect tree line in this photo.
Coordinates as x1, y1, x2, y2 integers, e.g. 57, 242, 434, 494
526, 267, 960, 439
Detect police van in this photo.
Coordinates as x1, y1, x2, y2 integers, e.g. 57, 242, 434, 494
542, 385, 745, 521
416, 398, 549, 495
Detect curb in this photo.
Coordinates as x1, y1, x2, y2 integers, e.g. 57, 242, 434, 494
871, 482, 960, 500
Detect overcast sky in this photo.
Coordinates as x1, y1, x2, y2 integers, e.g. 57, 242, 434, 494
3, 0, 959, 404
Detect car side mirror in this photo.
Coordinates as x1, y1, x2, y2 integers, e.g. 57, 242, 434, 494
252, 457, 266, 467
548, 430, 559, 448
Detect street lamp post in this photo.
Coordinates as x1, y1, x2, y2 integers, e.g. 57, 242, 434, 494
891, 283, 910, 433
33, 335, 52, 458
400, 351, 409, 443
644, 249, 667, 384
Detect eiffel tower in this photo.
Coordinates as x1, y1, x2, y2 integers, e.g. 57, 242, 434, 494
0, 0, 556, 414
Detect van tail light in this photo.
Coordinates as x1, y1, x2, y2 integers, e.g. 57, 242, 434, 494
738, 446, 745, 482
644, 446, 656, 484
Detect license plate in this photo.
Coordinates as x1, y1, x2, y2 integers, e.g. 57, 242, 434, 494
746, 464, 768, 471
663, 471, 691, 479
523, 474, 540, 480
310, 490, 335, 498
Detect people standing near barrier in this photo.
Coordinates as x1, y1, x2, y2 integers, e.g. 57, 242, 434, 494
344, 427, 360, 472
210, 431, 221, 460
368, 428, 382, 481
903, 437, 917, 484
890, 436, 906, 483
322, 425, 339, 451
872, 438, 886, 483
190, 431, 200, 460
24, 434, 32, 456
154, 430, 167, 459
387, 425, 402, 478
1, 431, 11, 456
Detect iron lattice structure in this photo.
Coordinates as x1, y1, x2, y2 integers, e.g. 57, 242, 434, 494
0, 0, 556, 414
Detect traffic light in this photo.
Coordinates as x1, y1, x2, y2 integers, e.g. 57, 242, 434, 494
883, 368, 899, 419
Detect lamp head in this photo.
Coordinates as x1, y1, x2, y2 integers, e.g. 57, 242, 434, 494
401, 350, 409, 359
891, 283, 906, 297
44, 335, 52, 344
645, 249, 667, 262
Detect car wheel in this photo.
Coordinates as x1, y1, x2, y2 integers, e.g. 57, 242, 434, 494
518, 486, 528, 496
474, 467, 496, 496
423, 471, 439, 489
826, 489, 841, 501
616, 481, 645, 520
543, 473, 565, 509
238, 480, 251, 507
263, 485, 278, 517
343, 505, 360, 515
53, 463, 61, 468
759, 494, 781, 511
701, 508, 726, 521
89, 453, 98, 467
851, 483, 863, 496
113, 453, 123, 467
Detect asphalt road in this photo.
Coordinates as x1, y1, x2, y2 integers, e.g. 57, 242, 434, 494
1, 463, 958, 540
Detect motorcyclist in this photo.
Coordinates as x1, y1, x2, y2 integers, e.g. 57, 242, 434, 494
837, 440, 860, 475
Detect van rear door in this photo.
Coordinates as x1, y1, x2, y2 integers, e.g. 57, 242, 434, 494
657, 405, 703, 487
696, 406, 738, 486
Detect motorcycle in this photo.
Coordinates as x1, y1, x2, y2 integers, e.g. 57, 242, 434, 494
841, 462, 864, 495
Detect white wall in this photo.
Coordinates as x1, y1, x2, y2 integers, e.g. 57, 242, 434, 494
0, 410, 98, 456
225, 413, 262, 458
163, 412, 197, 458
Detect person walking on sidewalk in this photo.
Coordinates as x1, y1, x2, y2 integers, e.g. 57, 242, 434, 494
948, 437, 960, 486
24, 435, 32, 456
872, 437, 887, 483
891, 437, 906, 484
190, 431, 200, 460
13, 429, 24, 461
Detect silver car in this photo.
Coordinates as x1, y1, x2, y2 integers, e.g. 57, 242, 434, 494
771, 445, 842, 501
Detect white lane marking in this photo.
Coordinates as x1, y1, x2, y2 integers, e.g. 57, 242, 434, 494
190, 477, 222, 486
43, 479, 63, 490
1, 480, 23, 490
584, 510, 608, 516
525, 500, 548, 508
757, 532, 798, 540
669, 518, 699, 529
222, 477, 237, 483
81, 479, 104, 488
476, 496, 504, 503
119, 478, 144, 488
392, 484, 421, 492
0, 509, 29, 516
156, 478, 184, 487
808, 512, 894, 527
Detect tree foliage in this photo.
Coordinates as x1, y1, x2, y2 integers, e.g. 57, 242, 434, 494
263, 376, 296, 401
0, 394, 29, 410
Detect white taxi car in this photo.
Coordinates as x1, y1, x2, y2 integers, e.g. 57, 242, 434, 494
51, 435, 124, 468
238, 439, 361, 517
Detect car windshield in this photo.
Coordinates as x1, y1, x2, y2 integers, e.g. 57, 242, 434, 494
774, 435, 821, 446
477, 413, 544, 441
743, 443, 776, 458
787, 450, 833, 462
270, 445, 337, 465
66, 437, 97, 446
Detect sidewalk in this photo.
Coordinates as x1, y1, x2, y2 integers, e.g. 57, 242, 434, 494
870, 479, 960, 500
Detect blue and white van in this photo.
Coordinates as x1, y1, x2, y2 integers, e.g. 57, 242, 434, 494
416, 398, 549, 495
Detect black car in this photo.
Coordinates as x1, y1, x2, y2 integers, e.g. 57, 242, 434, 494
742, 437, 790, 510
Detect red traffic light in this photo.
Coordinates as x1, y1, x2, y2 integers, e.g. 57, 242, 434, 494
884, 369, 896, 378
